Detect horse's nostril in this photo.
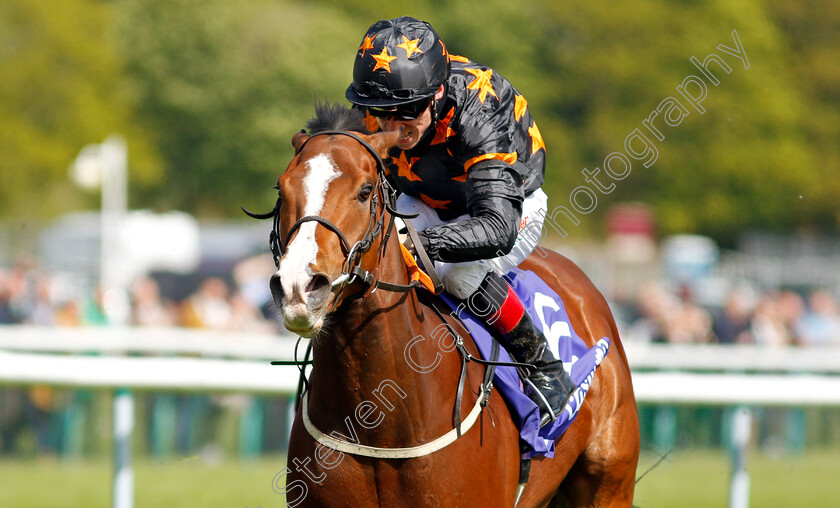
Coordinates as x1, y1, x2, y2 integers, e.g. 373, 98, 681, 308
307, 274, 329, 293
306, 274, 331, 309
269, 273, 285, 307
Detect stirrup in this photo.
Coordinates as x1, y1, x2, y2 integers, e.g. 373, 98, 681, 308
522, 367, 577, 428
522, 377, 559, 428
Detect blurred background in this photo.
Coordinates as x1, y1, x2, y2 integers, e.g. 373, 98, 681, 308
1, 0, 839, 507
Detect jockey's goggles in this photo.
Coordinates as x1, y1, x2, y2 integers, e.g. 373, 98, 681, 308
366, 98, 432, 121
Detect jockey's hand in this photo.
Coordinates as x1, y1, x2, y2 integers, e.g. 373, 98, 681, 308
399, 232, 416, 256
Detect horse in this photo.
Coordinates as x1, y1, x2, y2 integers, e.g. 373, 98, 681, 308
256, 104, 639, 507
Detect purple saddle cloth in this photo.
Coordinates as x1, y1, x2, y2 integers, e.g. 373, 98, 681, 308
439, 270, 610, 458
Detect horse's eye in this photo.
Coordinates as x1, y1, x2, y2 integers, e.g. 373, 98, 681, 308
358, 184, 373, 202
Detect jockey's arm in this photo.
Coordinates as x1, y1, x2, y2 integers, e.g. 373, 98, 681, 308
418, 161, 524, 262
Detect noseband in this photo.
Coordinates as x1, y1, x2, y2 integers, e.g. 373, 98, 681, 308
243, 129, 439, 303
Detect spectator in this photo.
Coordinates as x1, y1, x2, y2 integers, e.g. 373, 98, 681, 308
749, 293, 792, 347
797, 289, 840, 347
27, 274, 56, 326
228, 291, 275, 333
131, 276, 176, 327
0, 270, 21, 324
624, 282, 671, 343
180, 277, 232, 329
662, 284, 714, 344
778, 290, 805, 345
712, 287, 755, 344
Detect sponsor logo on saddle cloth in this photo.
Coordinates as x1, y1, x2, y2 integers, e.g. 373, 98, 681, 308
439, 270, 610, 458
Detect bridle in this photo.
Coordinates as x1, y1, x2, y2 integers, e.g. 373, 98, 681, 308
242, 129, 442, 307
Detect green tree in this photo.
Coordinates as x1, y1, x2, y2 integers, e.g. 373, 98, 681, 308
116, 0, 369, 216
0, 0, 159, 218
528, 1, 828, 244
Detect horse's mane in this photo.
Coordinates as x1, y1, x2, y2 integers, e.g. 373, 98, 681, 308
306, 101, 370, 134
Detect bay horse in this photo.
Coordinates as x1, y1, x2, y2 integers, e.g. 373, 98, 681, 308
256, 104, 639, 507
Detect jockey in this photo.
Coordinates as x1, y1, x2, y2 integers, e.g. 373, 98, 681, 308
345, 16, 575, 427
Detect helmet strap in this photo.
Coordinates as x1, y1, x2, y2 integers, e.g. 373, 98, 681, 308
429, 81, 447, 128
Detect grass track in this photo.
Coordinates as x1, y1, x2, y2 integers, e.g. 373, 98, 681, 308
633, 449, 840, 508
1, 450, 838, 507
0, 455, 288, 508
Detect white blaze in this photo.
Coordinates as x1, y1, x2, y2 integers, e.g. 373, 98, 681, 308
277, 154, 340, 301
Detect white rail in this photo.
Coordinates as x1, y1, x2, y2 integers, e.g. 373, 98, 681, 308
2, 327, 839, 401
0, 325, 297, 360
0, 349, 299, 393
2, 349, 840, 407
623, 341, 840, 374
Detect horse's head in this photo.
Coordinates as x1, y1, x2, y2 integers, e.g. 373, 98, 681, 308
266, 115, 398, 338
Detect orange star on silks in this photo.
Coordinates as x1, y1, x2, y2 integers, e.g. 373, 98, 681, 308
449, 54, 470, 63
465, 67, 498, 103
514, 94, 528, 122
397, 36, 423, 58
431, 108, 456, 145
371, 48, 397, 73
391, 152, 421, 181
528, 122, 546, 154
419, 193, 451, 209
358, 35, 375, 57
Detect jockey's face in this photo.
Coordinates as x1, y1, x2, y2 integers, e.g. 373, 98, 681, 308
375, 105, 432, 150
375, 85, 445, 150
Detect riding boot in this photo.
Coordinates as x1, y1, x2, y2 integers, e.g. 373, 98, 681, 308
461, 272, 577, 428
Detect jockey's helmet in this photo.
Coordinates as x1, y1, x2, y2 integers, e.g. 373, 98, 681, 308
345, 17, 450, 109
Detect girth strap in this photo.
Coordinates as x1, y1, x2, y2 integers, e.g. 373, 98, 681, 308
300, 385, 488, 459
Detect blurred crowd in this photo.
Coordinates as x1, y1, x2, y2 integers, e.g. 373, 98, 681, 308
621, 282, 840, 347
0, 257, 279, 333
0, 256, 287, 458
4, 256, 840, 343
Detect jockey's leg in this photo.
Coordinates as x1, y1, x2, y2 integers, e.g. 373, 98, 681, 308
453, 269, 577, 428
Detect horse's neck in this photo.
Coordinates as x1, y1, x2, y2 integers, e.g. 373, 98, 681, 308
310, 242, 427, 395
307, 238, 460, 441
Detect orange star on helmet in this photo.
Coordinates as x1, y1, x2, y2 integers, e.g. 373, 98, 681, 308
397, 36, 423, 58
465, 68, 498, 103
371, 48, 397, 73
359, 35, 375, 57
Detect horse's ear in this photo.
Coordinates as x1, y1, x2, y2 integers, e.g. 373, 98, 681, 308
292, 130, 309, 154
366, 130, 399, 158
